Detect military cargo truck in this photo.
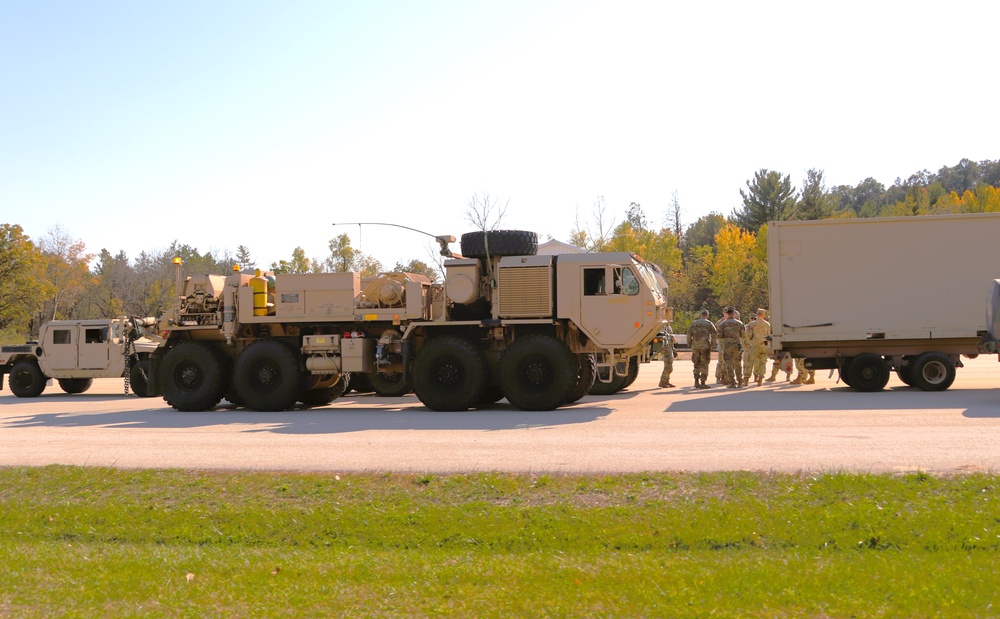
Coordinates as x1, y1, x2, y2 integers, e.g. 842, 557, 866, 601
150, 230, 668, 412
0, 317, 161, 397
768, 213, 1000, 391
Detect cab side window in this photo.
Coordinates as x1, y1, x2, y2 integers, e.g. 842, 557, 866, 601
85, 328, 107, 344
583, 268, 606, 295
621, 268, 640, 295
53, 329, 71, 344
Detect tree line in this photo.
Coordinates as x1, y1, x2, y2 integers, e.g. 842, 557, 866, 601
3, 158, 998, 343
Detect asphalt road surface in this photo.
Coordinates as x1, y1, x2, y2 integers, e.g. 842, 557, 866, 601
3, 357, 999, 474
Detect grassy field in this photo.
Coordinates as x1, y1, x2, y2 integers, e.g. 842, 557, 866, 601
1, 466, 998, 618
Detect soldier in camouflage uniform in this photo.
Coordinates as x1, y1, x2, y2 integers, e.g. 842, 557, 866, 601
686, 309, 717, 389
745, 308, 772, 386
714, 313, 728, 384
717, 307, 746, 388
741, 314, 755, 380
792, 358, 815, 384
658, 324, 676, 388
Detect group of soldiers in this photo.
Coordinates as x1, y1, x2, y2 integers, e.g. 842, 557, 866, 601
658, 308, 816, 390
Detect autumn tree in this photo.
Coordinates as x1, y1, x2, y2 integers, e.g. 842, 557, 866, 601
273, 247, 320, 274
570, 196, 615, 251
708, 224, 768, 315
732, 169, 796, 231
35, 225, 95, 325
392, 259, 439, 282
0, 224, 44, 338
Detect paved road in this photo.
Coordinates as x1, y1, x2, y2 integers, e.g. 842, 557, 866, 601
3, 357, 999, 474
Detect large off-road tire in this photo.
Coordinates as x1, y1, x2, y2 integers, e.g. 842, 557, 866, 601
620, 356, 640, 389
235, 340, 305, 411
161, 341, 227, 411
129, 358, 157, 397
460, 230, 538, 259
412, 336, 488, 411
9, 360, 46, 398
369, 371, 411, 397
58, 378, 94, 394
911, 352, 956, 392
300, 375, 349, 407
500, 334, 577, 411
589, 364, 628, 395
566, 353, 596, 404
847, 353, 890, 392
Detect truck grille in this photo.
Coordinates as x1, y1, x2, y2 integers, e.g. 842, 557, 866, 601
497, 266, 552, 318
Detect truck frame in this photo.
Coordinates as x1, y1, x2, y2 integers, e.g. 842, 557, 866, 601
149, 230, 668, 412
767, 213, 1000, 391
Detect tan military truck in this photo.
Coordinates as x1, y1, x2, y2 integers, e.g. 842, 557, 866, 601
0, 317, 161, 397
768, 213, 1000, 391
149, 230, 668, 412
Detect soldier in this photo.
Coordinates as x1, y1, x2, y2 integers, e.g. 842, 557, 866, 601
717, 307, 746, 388
792, 358, 816, 384
741, 313, 755, 379
714, 313, 728, 384
686, 309, 718, 389
766, 353, 792, 382
745, 308, 771, 386
658, 324, 676, 388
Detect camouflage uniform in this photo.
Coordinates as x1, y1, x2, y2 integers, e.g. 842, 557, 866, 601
717, 313, 746, 388
714, 316, 727, 383
658, 325, 676, 388
686, 314, 718, 389
792, 358, 815, 384
741, 316, 755, 380
746, 312, 772, 385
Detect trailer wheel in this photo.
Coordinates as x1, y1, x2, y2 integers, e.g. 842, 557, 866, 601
235, 340, 305, 411
412, 336, 488, 411
895, 359, 916, 387
847, 353, 890, 392
911, 352, 956, 391
566, 353, 596, 404
9, 360, 46, 398
621, 356, 640, 389
500, 334, 577, 411
460, 230, 538, 259
369, 371, 411, 397
58, 378, 94, 394
589, 364, 628, 395
162, 341, 227, 411
300, 375, 349, 407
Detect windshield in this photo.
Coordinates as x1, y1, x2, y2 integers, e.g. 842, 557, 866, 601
635, 263, 664, 303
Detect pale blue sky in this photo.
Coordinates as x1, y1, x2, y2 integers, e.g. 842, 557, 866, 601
3, 0, 997, 270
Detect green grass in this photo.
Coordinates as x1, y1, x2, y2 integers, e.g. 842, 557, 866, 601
1, 467, 998, 617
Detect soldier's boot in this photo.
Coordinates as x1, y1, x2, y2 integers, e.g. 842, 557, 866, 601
805, 372, 815, 385
765, 367, 778, 382
792, 373, 806, 384
757, 375, 764, 386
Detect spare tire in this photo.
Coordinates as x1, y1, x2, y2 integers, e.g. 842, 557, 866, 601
460, 230, 538, 259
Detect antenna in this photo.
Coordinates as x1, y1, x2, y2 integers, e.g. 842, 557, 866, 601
332, 222, 459, 257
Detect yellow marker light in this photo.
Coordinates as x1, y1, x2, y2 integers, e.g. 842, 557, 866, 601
364, 314, 378, 321
173, 257, 182, 265
232, 264, 240, 271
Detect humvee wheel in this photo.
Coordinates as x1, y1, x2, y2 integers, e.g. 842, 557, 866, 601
369, 371, 410, 397
129, 359, 157, 397
58, 378, 94, 394
162, 341, 227, 411
500, 334, 577, 411
235, 340, 305, 411
460, 230, 538, 259
566, 353, 596, 404
9, 360, 46, 398
412, 335, 488, 411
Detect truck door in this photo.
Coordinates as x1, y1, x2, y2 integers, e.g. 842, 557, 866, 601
79, 326, 111, 370
580, 265, 644, 347
44, 326, 78, 371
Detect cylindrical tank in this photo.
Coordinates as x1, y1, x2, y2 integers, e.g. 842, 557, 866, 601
250, 269, 268, 316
